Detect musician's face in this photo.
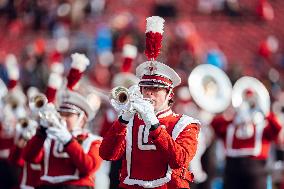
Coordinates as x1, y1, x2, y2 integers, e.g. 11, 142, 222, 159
60, 112, 87, 131
141, 86, 170, 111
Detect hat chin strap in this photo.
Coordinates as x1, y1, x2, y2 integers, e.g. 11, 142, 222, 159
71, 111, 85, 137
155, 88, 172, 113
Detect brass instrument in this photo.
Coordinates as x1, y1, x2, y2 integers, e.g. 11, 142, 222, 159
28, 93, 62, 127
232, 76, 270, 116
16, 117, 37, 141
110, 86, 129, 105
18, 117, 29, 128
3, 87, 27, 111
29, 93, 48, 111
188, 64, 232, 113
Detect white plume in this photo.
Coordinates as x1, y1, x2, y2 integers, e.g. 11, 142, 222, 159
146, 16, 165, 34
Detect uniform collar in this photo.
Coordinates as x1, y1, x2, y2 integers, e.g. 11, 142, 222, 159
156, 107, 173, 119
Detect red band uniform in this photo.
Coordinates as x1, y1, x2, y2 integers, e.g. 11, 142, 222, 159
100, 61, 200, 189
23, 90, 102, 189
211, 89, 282, 189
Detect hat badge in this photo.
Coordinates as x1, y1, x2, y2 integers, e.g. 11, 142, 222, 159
146, 62, 157, 75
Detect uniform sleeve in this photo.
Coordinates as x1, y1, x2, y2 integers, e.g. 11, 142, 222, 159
65, 139, 102, 175
149, 123, 200, 169
99, 120, 127, 161
22, 130, 45, 164
263, 112, 282, 140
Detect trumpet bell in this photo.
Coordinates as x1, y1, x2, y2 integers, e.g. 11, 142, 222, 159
110, 86, 129, 105
18, 118, 29, 128
29, 93, 48, 111
232, 76, 270, 115
188, 64, 232, 113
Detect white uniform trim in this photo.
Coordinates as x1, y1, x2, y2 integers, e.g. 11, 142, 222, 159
171, 115, 200, 140
53, 141, 69, 158
20, 185, 34, 189
138, 125, 156, 150
123, 114, 200, 188
20, 163, 30, 189
225, 118, 265, 157
30, 163, 41, 170
20, 163, 41, 189
41, 134, 101, 183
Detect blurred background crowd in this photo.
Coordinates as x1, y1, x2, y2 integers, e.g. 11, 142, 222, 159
0, 0, 284, 189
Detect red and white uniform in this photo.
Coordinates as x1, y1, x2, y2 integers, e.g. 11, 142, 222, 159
9, 146, 41, 189
23, 132, 102, 188
100, 108, 200, 189
211, 112, 282, 159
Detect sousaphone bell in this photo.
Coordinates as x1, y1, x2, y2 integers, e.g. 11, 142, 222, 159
188, 64, 232, 113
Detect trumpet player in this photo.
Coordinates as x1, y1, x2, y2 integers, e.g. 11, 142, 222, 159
100, 60, 200, 189
9, 117, 41, 189
0, 91, 27, 160
23, 90, 103, 189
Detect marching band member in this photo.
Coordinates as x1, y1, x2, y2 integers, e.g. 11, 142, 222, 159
0, 54, 26, 160
210, 77, 282, 189
100, 60, 200, 189
100, 16, 200, 189
23, 53, 103, 189
9, 117, 40, 189
9, 74, 63, 189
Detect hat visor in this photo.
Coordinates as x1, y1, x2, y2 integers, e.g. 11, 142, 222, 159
58, 107, 80, 115
138, 81, 171, 88
58, 103, 83, 115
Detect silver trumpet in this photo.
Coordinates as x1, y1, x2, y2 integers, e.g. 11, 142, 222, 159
16, 117, 37, 141
110, 86, 129, 105
28, 93, 62, 128
29, 93, 48, 111
110, 85, 153, 107
18, 117, 30, 128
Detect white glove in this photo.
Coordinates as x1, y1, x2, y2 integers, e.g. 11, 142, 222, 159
128, 85, 143, 101
39, 104, 62, 128
46, 122, 72, 145
132, 98, 159, 127
110, 99, 134, 122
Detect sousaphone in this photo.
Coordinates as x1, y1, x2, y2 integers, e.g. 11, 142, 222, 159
232, 76, 270, 115
188, 64, 232, 113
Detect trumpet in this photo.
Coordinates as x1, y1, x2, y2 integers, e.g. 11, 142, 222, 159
16, 117, 37, 141
110, 86, 129, 105
28, 93, 62, 128
29, 93, 48, 111
4, 95, 20, 110
18, 117, 30, 128
110, 85, 153, 106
